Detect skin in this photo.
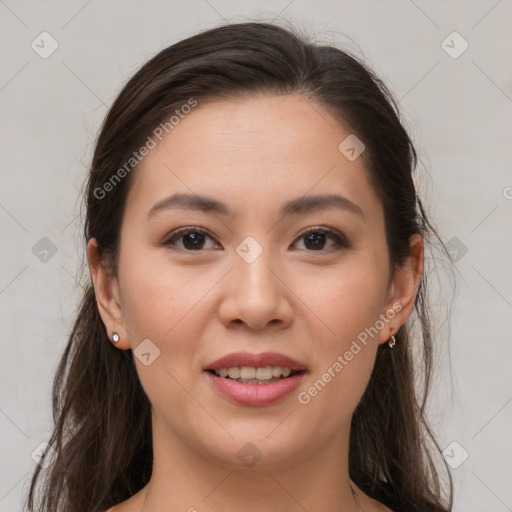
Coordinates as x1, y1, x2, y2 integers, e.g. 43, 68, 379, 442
88, 93, 423, 512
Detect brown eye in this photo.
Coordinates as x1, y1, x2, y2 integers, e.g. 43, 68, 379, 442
181, 232, 206, 250
303, 231, 327, 250
293, 227, 349, 252
163, 228, 220, 251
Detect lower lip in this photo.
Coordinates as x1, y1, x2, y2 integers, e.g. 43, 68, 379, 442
204, 371, 305, 406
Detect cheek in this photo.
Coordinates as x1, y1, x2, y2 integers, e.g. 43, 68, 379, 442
303, 254, 389, 347
294, 254, 388, 421
119, 241, 194, 332
117, 244, 221, 368
116, 249, 218, 421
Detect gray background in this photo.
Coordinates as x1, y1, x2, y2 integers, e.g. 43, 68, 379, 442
1, 1, 511, 511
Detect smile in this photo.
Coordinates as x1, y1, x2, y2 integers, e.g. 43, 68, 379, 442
204, 370, 306, 406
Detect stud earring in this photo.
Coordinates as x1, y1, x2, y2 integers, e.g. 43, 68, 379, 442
388, 334, 396, 348
112, 332, 120, 344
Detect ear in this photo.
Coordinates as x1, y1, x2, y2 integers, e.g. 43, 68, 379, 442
87, 238, 130, 350
378, 233, 424, 344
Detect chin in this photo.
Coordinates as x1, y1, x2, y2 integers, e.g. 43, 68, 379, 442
196, 430, 309, 471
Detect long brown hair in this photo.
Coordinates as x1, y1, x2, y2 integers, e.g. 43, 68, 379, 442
26, 21, 453, 512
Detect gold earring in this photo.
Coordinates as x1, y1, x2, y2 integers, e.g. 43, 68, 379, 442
388, 334, 396, 348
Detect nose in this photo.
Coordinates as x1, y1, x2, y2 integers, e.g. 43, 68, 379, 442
218, 247, 294, 331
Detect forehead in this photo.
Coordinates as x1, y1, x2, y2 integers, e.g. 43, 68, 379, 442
125, 93, 380, 221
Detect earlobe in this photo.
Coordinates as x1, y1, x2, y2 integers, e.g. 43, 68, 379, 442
87, 238, 130, 349
378, 234, 424, 344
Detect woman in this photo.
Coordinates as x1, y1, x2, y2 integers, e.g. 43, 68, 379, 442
26, 21, 453, 512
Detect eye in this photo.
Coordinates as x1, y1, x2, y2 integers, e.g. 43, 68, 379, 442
162, 227, 221, 251
162, 226, 349, 253
292, 226, 349, 252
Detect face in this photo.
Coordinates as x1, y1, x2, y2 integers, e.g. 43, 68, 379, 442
89, 93, 421, 470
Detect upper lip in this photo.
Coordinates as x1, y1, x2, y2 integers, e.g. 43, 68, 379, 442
204, 351, 307, 372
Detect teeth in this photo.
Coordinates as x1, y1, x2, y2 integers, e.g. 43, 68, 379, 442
214, 365, 295, 380
233, 378, 281, 384
255, 367, 272, 380
240, 367, 256, 379
228, 367, 240, 379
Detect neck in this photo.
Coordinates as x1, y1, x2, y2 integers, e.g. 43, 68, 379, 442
138, 416, 361, 512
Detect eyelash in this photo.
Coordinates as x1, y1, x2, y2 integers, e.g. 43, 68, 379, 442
162, 226, 350, 253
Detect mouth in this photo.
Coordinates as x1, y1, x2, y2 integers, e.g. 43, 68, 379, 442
203, 351, 307, 405
203, 351, 307, 382
205, 366, 306, 385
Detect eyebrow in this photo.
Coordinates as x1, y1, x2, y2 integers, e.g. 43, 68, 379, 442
146, 192, 364, 220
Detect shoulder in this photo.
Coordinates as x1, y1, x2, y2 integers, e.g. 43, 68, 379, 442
101, 506, 121, 512
374, 501, 394, 512
100, 489, 146, 512
103, 506, 127, 512
352, 482, 396, 512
